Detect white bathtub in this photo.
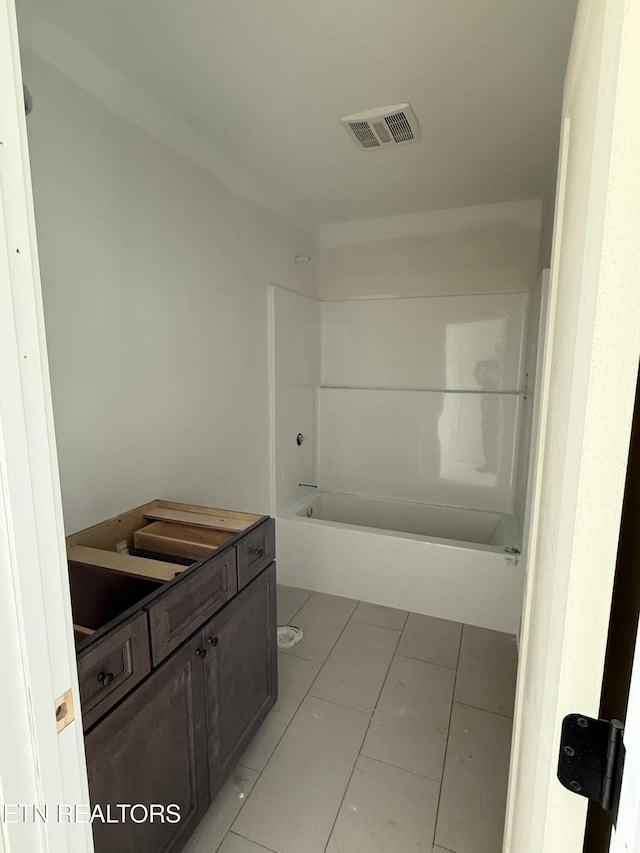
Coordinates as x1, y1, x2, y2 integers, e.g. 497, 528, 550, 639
296, 491, 520, 550
276, 491, 524, 634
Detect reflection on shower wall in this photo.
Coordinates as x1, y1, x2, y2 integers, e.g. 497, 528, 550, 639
318, 294, 529, 513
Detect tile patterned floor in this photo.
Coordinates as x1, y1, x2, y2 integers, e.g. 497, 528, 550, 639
186, 586, 517, 853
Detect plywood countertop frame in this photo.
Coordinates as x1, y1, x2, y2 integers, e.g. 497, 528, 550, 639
141, 503, 262, 533
66, 499, 265, 583
133, 521, 235, 562
67, 545, 179, 583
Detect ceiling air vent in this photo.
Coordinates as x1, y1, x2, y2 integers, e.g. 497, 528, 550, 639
341, 103, 422, 150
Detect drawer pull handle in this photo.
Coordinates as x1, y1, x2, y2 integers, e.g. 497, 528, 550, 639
249, 547, 264, 559
97, 671, 115, 687
207, 636, 219, 647
195, 648, 207, 659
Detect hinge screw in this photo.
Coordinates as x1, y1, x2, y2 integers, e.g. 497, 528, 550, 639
569, 780, 582, 793
563, 745, 576, 757
577, 717, 589, 728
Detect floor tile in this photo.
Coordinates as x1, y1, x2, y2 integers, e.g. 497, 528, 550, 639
309, 620, 399, 713
362, 655, 455, 780
433, 848, 454, 853
326, 755, 440, 853
454, 625, 518, 716
240, 653, 322, 772
232, 696, 369, 853
351, 601, 408, 631
435, 703, 513, 853
217, 832, 275, 853
277, 585, 312, 625
396, 613, 462, 669
185, 766, 259, 853
279, 592, 357, 663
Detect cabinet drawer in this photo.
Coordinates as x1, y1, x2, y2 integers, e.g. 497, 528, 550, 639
148, 549, 237, 665
236, 519, 275, 589
77, 612, 151, 730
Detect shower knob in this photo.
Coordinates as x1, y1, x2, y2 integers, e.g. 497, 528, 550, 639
296, 433, 305, 446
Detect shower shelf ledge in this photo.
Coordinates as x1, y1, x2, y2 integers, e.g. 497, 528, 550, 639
319, 385, 525, 395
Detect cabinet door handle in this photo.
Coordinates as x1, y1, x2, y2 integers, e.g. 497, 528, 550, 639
249, 547, 264, 558
207, 636, 219, 647
195, 648, 207, 658
97, 671, 115, 687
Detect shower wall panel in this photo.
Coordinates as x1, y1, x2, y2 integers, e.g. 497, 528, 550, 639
272, 287, 320, 514
513, 273, 545, 529
317, 293, 529, 513
317, 387, 521, 512
321, 294, 528, 390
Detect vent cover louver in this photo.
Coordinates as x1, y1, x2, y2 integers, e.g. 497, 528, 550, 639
348, 120, 381, 148
385, 112, 414, 143
341, 103, 421, 151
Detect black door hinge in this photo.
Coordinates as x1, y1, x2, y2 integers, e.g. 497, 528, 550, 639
557, 714, 625, 820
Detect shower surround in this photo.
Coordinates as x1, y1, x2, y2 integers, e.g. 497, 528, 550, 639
270, 201, 543, 633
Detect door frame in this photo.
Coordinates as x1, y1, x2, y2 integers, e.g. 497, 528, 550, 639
612, 633, 640, 850
607, 376, 640, 849
0, 1, 92, 851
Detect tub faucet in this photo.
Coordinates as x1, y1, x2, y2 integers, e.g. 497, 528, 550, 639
298, 483, 318, 488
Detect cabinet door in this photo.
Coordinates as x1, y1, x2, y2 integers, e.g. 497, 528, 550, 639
85, 633, 209, 853
204, 563, 277, 796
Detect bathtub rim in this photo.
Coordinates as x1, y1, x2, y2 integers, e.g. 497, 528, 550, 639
286, 490, 520, 557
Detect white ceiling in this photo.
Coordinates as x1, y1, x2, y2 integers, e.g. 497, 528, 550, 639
22, 0, 577, 224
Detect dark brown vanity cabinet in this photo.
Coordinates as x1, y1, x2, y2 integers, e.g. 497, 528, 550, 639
69, 500, 277, 853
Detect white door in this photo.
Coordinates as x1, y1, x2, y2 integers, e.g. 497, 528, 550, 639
0, 1, 93, 851
504, 0, 640, 850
